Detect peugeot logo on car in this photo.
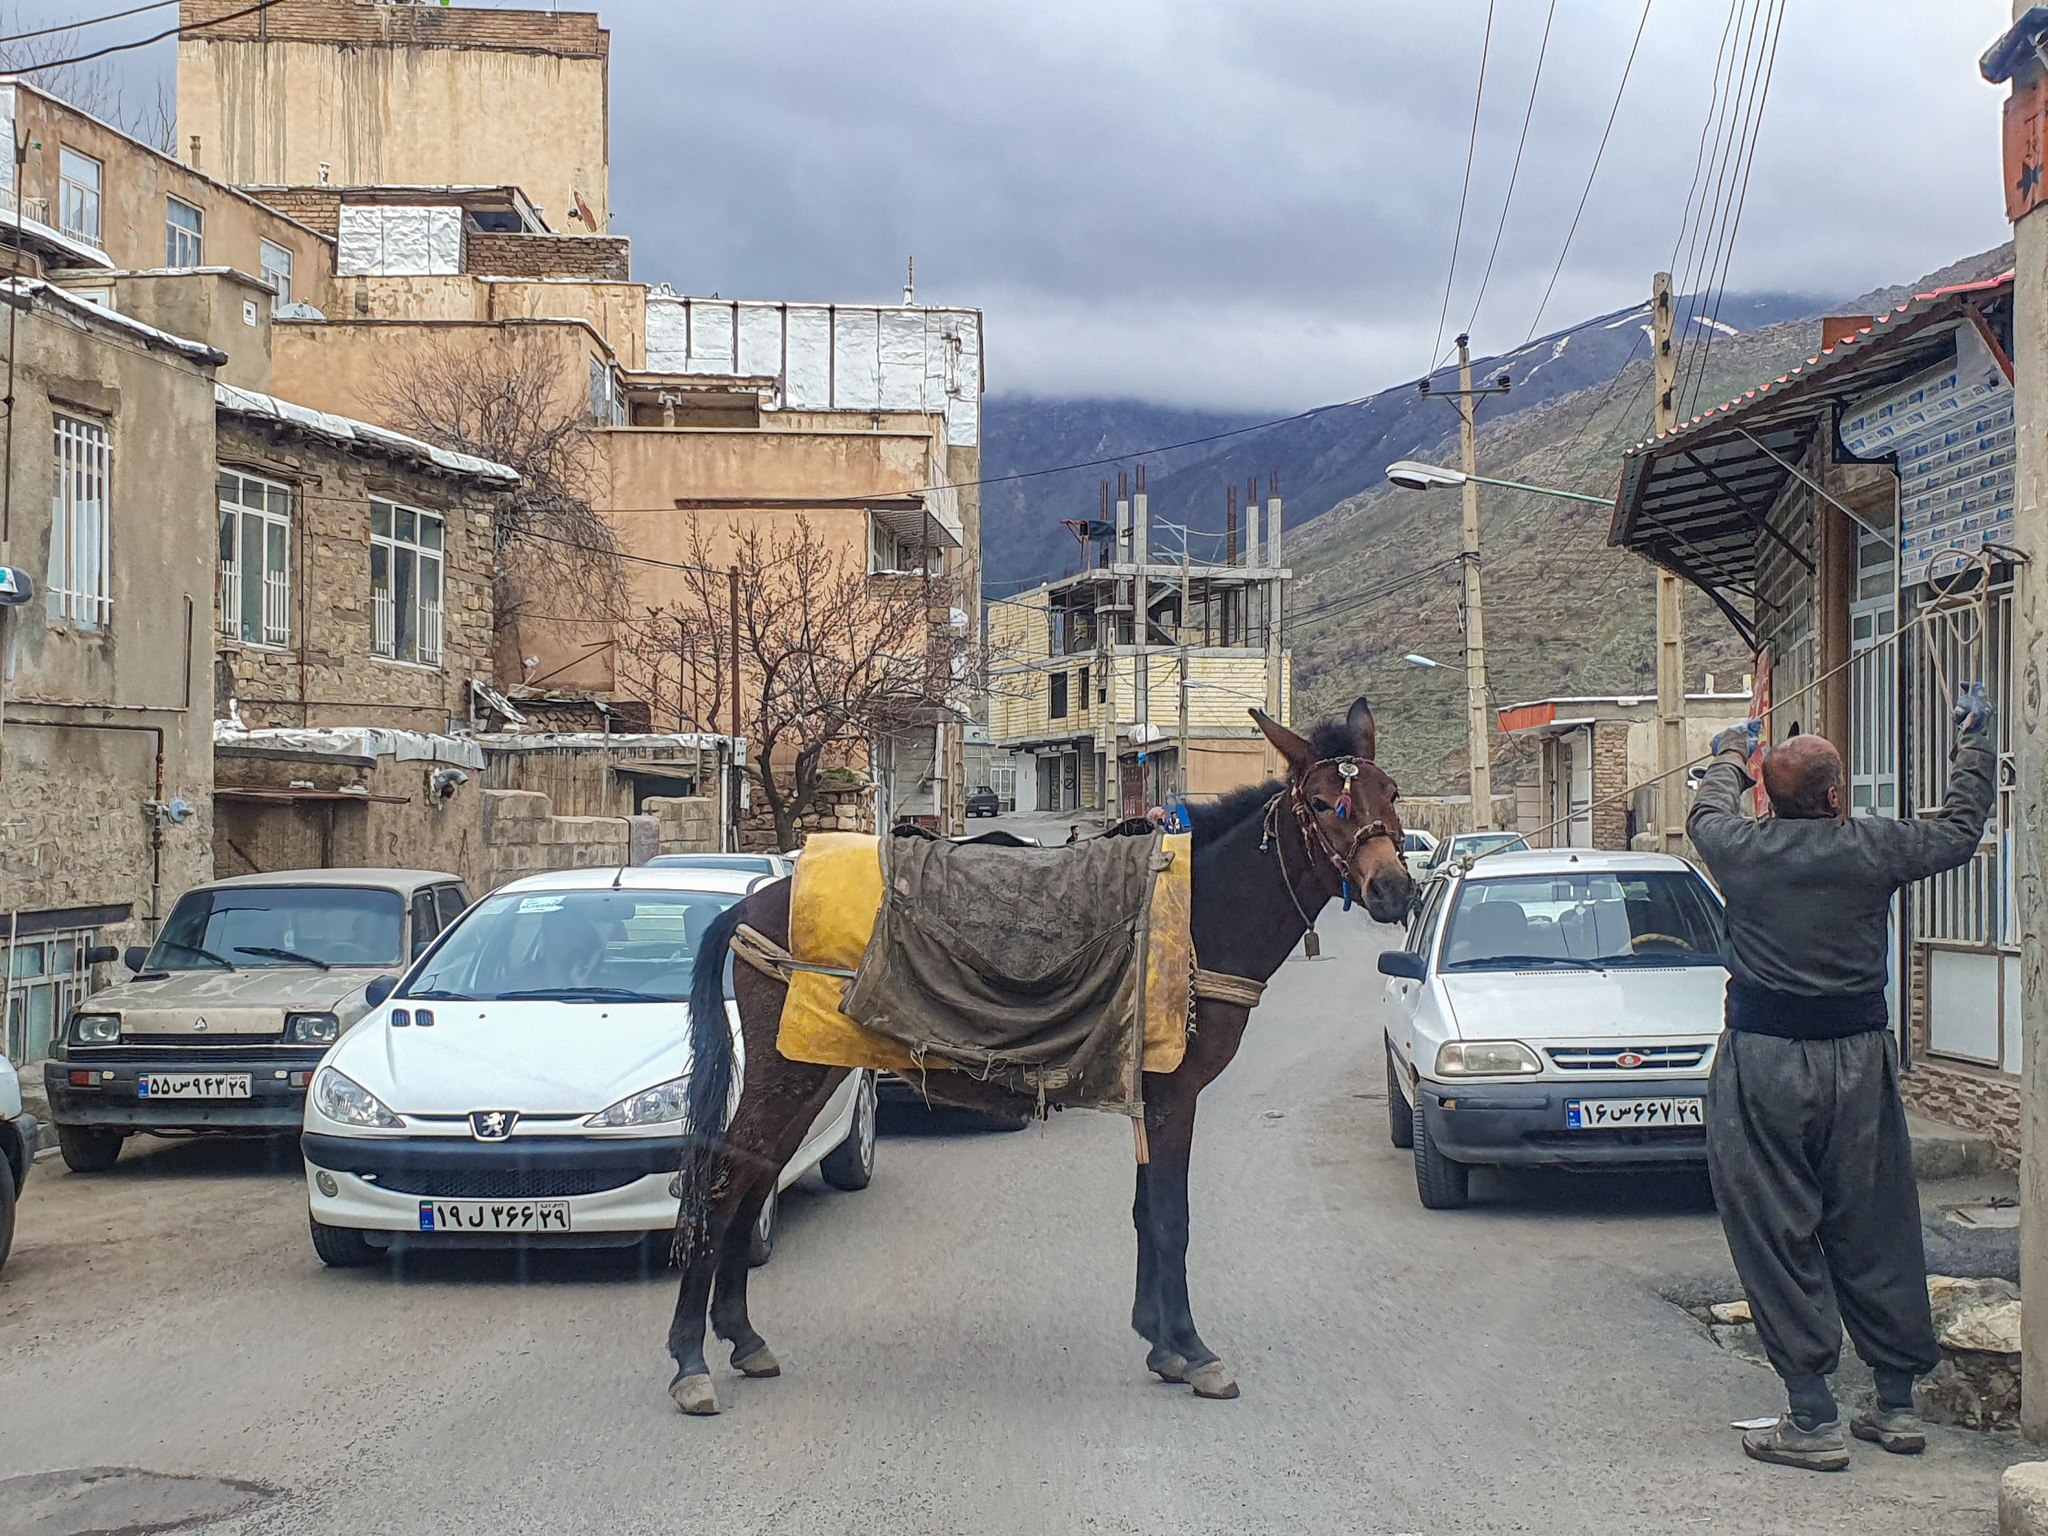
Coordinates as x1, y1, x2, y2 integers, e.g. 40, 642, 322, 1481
1615, 1051, 1645, 1069
470, 1110, 518, 1141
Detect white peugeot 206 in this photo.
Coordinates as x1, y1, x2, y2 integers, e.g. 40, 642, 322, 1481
1379, 848, 1731, 1210
302, 866, 876, 1266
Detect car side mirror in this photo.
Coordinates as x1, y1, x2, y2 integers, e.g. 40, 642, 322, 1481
85, 945, 119, 966
122, 946, 149, 972
1377, 950, 1427, 981
364, 975, 399, 1009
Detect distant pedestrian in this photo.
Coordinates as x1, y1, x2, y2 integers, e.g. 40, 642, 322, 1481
1687, 685, 1994, 1471
1066, 824, 1081, 845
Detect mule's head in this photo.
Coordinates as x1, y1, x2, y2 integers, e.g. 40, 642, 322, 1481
1252, 697, 1415, 925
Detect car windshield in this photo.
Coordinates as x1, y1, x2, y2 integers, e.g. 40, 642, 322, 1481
647, 854, 777, 874
1438, 871, 1728, 971
147, 886, 406, 969
1449, 833, 1528, 859
402, 887, 740, 1002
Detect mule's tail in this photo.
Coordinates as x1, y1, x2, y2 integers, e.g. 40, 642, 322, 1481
674, 897, 747, 1268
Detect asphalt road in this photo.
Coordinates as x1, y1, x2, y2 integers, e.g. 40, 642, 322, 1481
0, 895, 2020, 1536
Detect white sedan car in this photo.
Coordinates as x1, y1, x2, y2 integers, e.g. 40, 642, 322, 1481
302, 866, 875, 1266
1379, 849, 1729, 1209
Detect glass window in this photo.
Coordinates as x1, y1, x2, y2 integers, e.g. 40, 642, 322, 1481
1439, 871, 1729, 971
369, 499, 444, 665
166, 197, 203, 265
260, 240, 293, 308
403, 887, 745, 1003
146, 886, 407, 970
647, 854, 777, 873
411, 891, 440, 952
434, 884, 470, 929
1049, 671, 1069, 720
48, 413, 111, 629
58, 148, 102, 246
216, 469, 292, 646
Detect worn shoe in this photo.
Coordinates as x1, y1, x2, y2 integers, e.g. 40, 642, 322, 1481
1850, 1405, 1926, 1455
1741, 1414, 1851, 1472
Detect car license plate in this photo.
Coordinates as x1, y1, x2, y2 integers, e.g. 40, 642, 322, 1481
417, 1200, 572, 1234
138, 1072, 252, 1099
1565, 1096, 1703, 1130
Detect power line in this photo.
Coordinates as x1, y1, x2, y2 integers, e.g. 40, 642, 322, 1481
1430, 0, 1497, 378
1521, 0, 1655, 344
0, 0, 175, 46
1, 0, 285, 73
1460, 0, 1560, 342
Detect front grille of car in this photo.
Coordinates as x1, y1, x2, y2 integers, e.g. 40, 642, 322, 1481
1544, 1044, 1710, 1072
366, 1166, 648, 1199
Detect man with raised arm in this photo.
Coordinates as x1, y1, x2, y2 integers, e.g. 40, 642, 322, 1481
1688, 683, 1995, 1472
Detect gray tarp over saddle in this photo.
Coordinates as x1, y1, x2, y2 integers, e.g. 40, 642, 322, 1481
839, 830, 1170, 1107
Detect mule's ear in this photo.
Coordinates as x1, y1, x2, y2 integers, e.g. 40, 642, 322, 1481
1250, 708, 1317, 777
1346, 696, 1378, 761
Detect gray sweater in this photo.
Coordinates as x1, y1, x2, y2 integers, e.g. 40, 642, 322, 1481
1687, 727, 1995, 997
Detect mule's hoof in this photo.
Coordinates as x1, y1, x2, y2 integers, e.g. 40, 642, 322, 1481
733, 1344, 782, 1378
670, 1373, 720, 1415
1147, 1350, 1188, 1384
1186, 1361, 1240, 1400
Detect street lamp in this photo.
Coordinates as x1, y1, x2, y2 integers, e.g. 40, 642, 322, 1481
1403, 653, 1444, 669
1384, 460, 1611, 506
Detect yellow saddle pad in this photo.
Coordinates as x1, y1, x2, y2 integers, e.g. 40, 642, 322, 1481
773, 832, 1192, 1079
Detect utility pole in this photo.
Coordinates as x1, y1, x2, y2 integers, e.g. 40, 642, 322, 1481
1265, 475, 1284, 774
1455, 335, 1496, 832
1178, 527, 1192, 811
1652, 271, 1688, 855
1133, 465, 1151, 803
728, 566, 742, 851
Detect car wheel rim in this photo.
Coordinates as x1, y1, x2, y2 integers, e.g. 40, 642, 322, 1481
858, 1077, 877, 1171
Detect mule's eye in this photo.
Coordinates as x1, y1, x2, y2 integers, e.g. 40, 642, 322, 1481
1310, 797, 1333, 814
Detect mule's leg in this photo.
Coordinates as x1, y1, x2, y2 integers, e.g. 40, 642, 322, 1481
709, 1068, 842, 1379
666, 1149, 736, 1415
1142, 1071, 1239, 1399
1132, 1153, 1187, 1383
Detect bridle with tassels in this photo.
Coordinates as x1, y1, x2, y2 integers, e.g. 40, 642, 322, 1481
1259, 756, 1405, 943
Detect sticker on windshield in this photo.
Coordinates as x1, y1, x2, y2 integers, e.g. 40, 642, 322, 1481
517, 896, 566, 913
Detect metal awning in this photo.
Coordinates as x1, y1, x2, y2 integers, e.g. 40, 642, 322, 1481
1609, 278, 2014, 647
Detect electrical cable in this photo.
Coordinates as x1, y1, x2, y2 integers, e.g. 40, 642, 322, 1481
1459, 0, 1560, 343
0, 0, 175, 46
1521, 0, 1655, 344
2, 0, 285, 72
1430, 0, 1497, 380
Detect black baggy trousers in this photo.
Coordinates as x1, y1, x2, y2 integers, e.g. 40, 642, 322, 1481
1704, 1028, 1939, 1382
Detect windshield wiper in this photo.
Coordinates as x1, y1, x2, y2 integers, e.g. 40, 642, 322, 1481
404, 988, 473, 1001
234, 945, 331, 971
492, 987, 653, 1002
1447, 953, 1605, 971
159, 940, 236, 970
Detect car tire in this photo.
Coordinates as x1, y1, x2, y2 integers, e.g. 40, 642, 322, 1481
0, 1153, 15, 1276
57, 1125, 124, 1173
747, 1185, 777, 1267
1387, 1047, 1414, 1150
309, 1216, 381, 1268
1412, 1099, 1469, 1209
820, 1072, 877, 1191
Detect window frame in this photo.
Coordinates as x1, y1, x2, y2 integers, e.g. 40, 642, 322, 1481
260, 239, 294, 308
47, 411, 112, 630
216, 468, 293, 648
1048, 669, 1070, 720
58, 147, 102, 247
166, 195, 204, 266
369, 497, 446, 667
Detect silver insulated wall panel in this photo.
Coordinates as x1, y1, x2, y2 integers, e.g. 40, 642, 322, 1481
336, 206, 463, 277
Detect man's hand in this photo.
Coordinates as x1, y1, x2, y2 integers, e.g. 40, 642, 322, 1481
1954, 681, 1992, 738
1710, 719, 1763, 761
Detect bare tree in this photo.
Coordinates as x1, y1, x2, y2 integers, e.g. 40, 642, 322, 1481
373, 334, 628, 658
0, 14, 178, 156
619, 517, 960, 850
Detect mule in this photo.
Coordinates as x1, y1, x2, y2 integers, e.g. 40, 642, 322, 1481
662, 697, 1414, 1414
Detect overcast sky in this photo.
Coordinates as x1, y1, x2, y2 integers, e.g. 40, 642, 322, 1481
32, 0, 2022, 410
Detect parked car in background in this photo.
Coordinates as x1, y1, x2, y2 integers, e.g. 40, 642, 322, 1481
645, 852, 793, 880
1403, 828, 1439, 862
1415, 830, 1529, 877
0, 1052, 37, 1273
302, 866, 876, 1267
43, 869, 470, 1173
1379, 849, 1729, 1209
965, 787, 1004, 818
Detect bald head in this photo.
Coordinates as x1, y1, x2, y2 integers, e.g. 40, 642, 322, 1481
1761, 735, 1843, 820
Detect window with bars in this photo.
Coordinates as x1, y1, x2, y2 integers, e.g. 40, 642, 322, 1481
166, 197, 203, 266
47, 413, 111, 628
217, 469, 292, 647
58, 147, 101, 247
370, 499, 444, 666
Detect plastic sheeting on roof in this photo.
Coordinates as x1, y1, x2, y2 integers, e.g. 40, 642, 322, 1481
643, 297, 983, 447
214, 382, 521, 484
213, 722, 487, 770
337, 206, 463, 277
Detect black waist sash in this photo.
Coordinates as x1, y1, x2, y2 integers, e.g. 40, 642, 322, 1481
1726, 976, 1888, 1040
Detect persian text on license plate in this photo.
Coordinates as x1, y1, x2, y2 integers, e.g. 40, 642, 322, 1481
1565, 1096, 1703, 1130
138, 1073, 251, 1099
418, 1200, 571, 1233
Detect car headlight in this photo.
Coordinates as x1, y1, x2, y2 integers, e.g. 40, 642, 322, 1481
1435, 1040, 1543, 1077
285, 1012, 341, 1045
71, 1013, 121, 1045
312, 1067, 403, 1129
586, 1074, 691, 1128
